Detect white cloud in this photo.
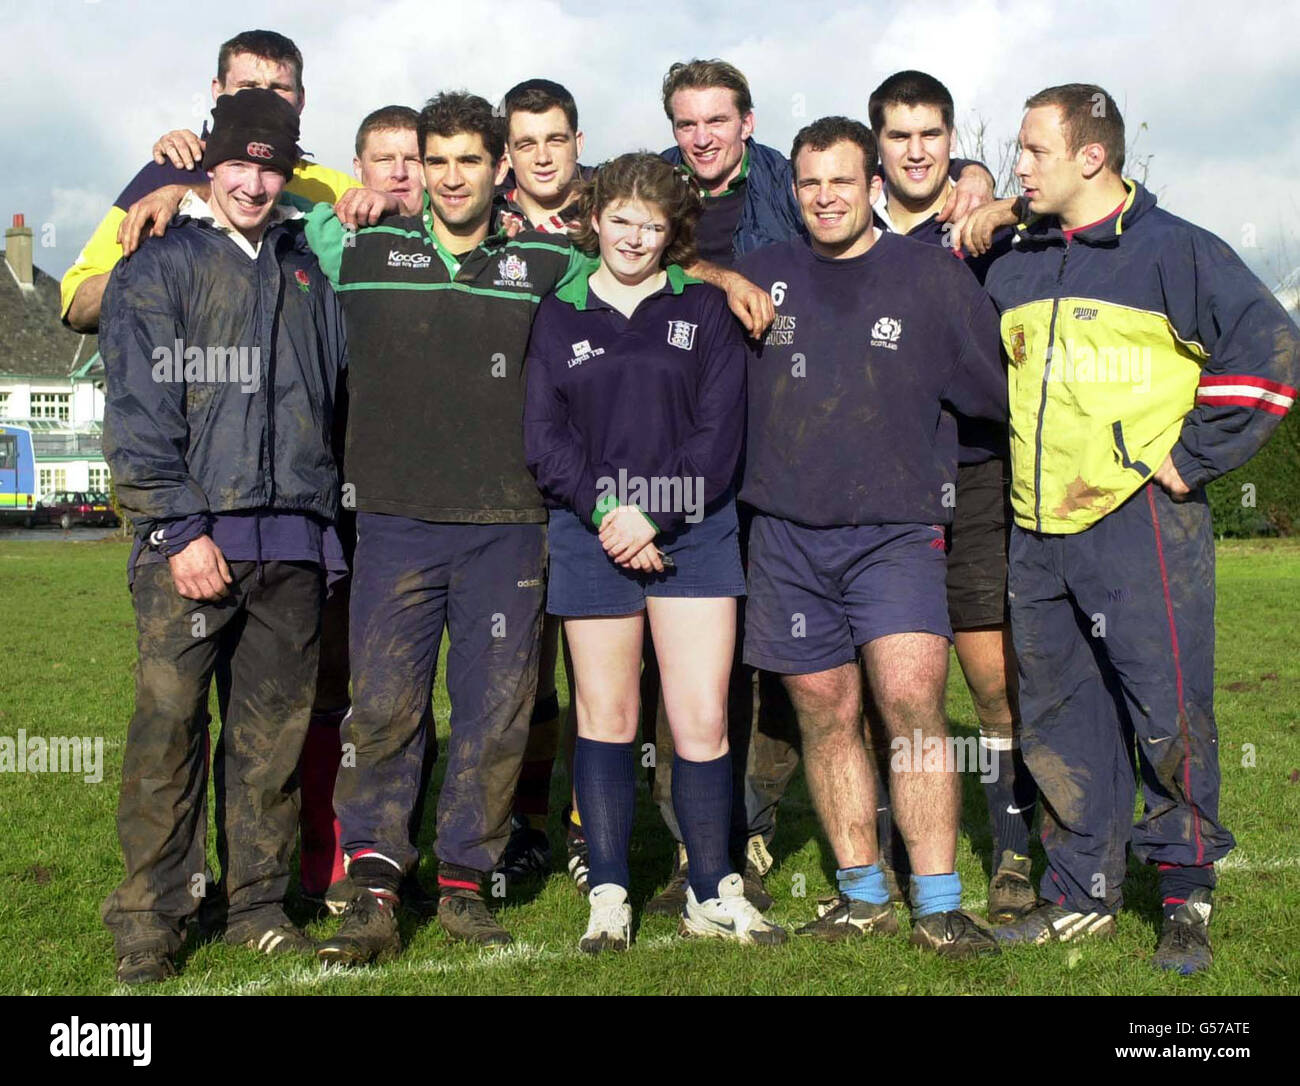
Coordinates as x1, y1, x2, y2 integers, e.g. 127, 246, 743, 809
3, 0, 1298, 285
48, 188, 113, 232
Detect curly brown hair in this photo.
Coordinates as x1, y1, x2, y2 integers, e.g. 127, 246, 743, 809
570, 152, 702, 268
417, 91, 504, 162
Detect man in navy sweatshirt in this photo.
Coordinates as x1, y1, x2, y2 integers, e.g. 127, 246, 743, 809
736, 116, 1007, 957
649, 59, 1001, 915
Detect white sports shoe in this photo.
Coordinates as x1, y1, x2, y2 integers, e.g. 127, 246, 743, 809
579, 883, 632, 954
679, 872, 788, 945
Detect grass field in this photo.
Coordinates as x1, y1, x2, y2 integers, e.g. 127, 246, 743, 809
1, 537, 1297, 996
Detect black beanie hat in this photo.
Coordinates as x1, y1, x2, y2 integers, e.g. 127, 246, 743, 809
202, 87, 300, 178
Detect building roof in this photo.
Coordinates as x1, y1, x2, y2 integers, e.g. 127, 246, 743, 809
0, 251, 98, 379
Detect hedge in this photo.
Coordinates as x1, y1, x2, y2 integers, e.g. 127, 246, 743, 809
1206, 400, 1300, 536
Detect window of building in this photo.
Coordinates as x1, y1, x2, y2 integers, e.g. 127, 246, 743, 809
30, 393, 71, 422
0, 391, 9, 417
87, 465, 111, 494
38, 467, 68, 498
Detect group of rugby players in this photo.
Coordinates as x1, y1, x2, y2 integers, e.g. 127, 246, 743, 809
71, 29, 1298, 985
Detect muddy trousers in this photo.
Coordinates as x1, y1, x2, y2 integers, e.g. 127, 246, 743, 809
298, 576, 353, 895
102, 560, 323, 956
335, 513, 546, 874
1008, 483, 1234, 914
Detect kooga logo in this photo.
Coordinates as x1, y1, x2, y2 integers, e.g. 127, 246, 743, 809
388, 250, 433, 269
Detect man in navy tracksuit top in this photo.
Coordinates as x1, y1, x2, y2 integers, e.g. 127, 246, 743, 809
984, 85, 1300, 973
100, 90, 347, 984
736, 117, 1007, 957
300, 93, 589, 961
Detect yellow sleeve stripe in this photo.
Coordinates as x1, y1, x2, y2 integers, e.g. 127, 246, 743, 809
60, 207, 126, 319
1114, 179, 1139, 236
288, 162, 360, 206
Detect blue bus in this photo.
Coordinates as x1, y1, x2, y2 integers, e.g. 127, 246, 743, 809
0, 423, 38, 523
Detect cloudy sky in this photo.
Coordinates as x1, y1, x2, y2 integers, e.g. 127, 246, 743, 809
3, 0, 1299, 290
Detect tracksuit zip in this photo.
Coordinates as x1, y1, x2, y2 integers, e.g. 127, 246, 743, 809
257, 244, 276, 585
1032, 242, 1071, 531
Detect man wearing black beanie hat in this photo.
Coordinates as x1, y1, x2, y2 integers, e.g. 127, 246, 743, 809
100, 85, 349, 985
205, 88, 300, 174
201, 88, 300, 242
62, 28, 357, 333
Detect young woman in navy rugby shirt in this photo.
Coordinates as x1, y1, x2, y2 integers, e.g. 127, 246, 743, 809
524, 153, 785, 952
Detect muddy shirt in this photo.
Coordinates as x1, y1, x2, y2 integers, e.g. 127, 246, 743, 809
101, 216, 347, 540
735, 231, 1006, 527
305, 193, 586, 524
985, 179, 1300, 533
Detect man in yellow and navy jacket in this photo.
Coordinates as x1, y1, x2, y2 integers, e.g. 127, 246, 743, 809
61, 29, 356, 333
984, 84, 1300, 974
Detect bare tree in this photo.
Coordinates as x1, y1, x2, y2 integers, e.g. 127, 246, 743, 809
957, 113, 1019, 198
1126, 121, 1154, 188
957, 111, 1156, 199
1262, 200, 1300, 318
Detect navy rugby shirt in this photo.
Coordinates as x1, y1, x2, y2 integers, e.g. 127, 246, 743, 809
523, 259, 747, 534
694, 150, 751, 268
735, 231, 1006, 527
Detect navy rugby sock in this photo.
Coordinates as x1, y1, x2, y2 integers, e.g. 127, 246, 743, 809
981, 737, 1037, 860
672, 752, 733, 903
573, 737, 636, 891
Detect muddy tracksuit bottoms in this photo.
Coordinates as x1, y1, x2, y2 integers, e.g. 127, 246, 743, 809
1008, 482, 1235, 913
103, 560, 323, 956
335, 512, 546, 875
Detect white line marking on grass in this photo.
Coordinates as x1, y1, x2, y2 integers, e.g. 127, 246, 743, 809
139, 855, 1300, 995
168, 934, 683, 996
1218, 853, 1300, 871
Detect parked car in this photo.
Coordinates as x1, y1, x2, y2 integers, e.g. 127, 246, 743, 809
28, 490, 120, 529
